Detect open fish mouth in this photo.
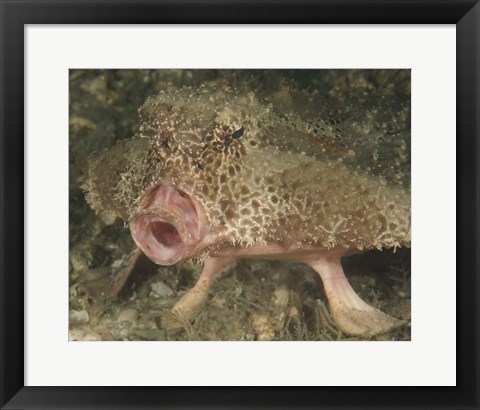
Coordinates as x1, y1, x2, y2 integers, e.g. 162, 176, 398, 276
129, 185, 206, 265
150, 220, 183, 247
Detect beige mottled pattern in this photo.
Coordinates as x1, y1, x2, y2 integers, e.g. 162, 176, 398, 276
83, 74, 410, 257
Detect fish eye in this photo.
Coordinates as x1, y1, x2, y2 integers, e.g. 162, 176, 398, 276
232, 126, 244, 139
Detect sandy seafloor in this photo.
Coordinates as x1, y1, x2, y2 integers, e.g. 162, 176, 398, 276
69, 69, 411, 341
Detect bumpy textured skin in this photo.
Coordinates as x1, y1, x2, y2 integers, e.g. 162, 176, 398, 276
83, 72, 410, 257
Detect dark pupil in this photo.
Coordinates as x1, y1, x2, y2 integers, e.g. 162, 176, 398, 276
232, 126, 244, 139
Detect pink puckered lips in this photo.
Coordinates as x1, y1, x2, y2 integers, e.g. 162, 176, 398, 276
129, 184, 212, 266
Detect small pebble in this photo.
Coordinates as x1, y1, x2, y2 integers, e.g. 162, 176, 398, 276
251, 313, 275, 341
100, 212, 117, 226
117, 308, 138, 322
69, 244, 93, 272
151, 281, 174, 298
111, 259, 124, 269
273, 287, 289, 308
69, 309, 89, 324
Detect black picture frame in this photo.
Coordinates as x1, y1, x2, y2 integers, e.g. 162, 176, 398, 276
1, 1, 479, 409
